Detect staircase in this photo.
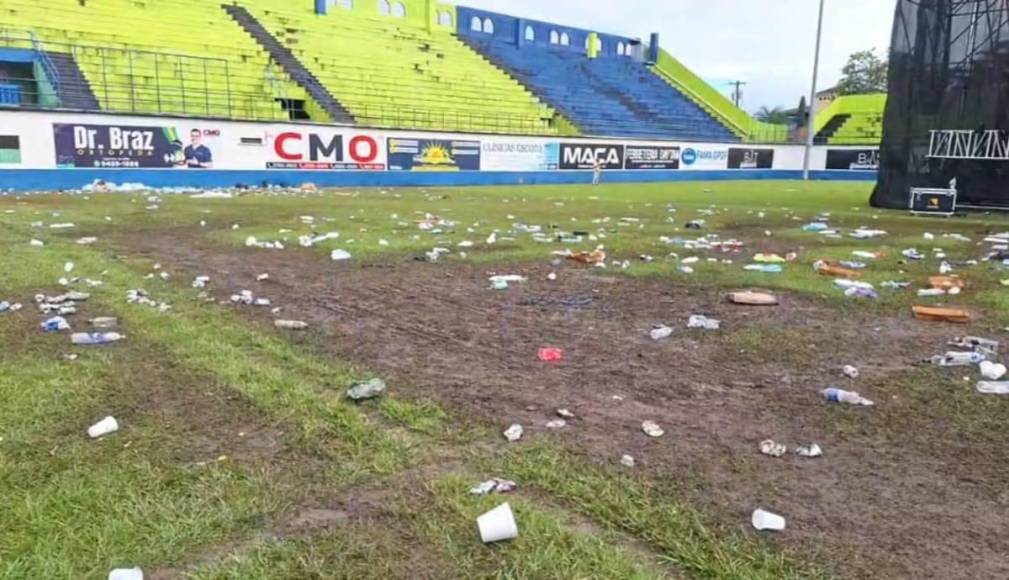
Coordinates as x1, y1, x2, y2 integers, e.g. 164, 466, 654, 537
42, 51, 100, 110
221, 4, 355, 124
815, 113, 850, 143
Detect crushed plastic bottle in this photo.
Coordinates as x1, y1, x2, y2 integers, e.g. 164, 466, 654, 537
41, 316, 71, 332
822, 388, 874, 406
71, 332, 124, 345
649, 325, 673, 340
977, 382, 1009, 395
687, 315, 721, 330
930, 351, 986, 366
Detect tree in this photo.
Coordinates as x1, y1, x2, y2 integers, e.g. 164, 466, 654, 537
836, 49, 889, 95
755, 106, 790, 125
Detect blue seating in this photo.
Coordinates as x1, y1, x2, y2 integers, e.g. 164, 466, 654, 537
464, 39, 739, 142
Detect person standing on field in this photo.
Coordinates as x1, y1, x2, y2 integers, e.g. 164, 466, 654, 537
592, 156, 603, 185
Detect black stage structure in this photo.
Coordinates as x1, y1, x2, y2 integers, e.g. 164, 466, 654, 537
873, 0, 1009, 208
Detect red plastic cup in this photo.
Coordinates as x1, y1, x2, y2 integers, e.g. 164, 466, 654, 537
538, 348, 565, 362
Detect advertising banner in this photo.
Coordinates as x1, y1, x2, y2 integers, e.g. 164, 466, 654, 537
480, 140, 559, 171
728, 147, 775, 169
624, 145, 680, 170
559, 143, 624, 170
266, 130, 384, 170
53, 123, 220, 169
388, 138, 481, 171
0, 135, 20, 165
826, 149, 880, 171
679, 146, 728, 170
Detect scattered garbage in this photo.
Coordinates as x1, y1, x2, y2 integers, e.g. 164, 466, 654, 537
29, 239, 44, 247
245, 236, 284, 250
759, 439, 787, 458
822, 387, 874, 406
469, 478, 517, 496
108, 568, 143, 580
641, 420, 664, 438
72, 332, 124, 345
744, 264, 783, 274
503, 424, 523, 442
346, 378, 386, 401
796, 444, 823, 458
649, 325, 674, 340
842, 365, 860, 379
545, 419, 567, 429
537, 347, 565, 362
931, 351, 986, 366
41, 316, 71, 332
929, 276, 965, 291
0, 301, 22, 314
980, 361, 1007, 381
728, 291, 778, 306
802, 222, 828, 232
557, 409, 575, 419
192, 276, 210, 289
477, 502, 519, 544
751, 509, 786, 532
902, 248, 925, 260
814, 261, 861, 279
977, 382, 1009, 395
330, 249, 352, 261
256, 273, 270, 282
753, 253, 786, 263
917, 288, 946, 297
274, 320, 308, 330
950, 336, 999, 356
88, 416, 119, 439
566, 248, 606, 266
685, 220, 705, 229
913, 306, 971, 324
620, 454, 636, 467
687, 315, 721, 330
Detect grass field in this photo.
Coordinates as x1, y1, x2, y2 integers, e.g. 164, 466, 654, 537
2, 180, 1009, 579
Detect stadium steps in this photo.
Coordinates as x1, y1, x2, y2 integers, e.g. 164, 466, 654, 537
815, 113, 851, 143
222, 4, 354, 125
43, 51, 100, 110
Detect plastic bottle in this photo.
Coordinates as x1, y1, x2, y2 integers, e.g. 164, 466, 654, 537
931, 351, 986, 366
977, 382, 1009, 395
822, 388, 874, 406
71, 332, 124, 345
41, 316, 70, 332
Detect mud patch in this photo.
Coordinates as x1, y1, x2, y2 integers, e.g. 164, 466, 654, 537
112, 231, 1009, 580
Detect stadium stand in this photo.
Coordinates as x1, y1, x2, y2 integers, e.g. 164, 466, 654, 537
814, 93, 886, 145
0, 0, 311, 120
457, 7, 738, 142
238, 0, 563, 135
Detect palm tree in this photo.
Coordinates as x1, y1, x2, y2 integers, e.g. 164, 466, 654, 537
755, 106, 790, 125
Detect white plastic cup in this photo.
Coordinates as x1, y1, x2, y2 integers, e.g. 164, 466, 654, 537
751, 508, 786, 532
108, 568, 143, 580
980, 361, 1007, 381
477, 502, 519, 544
88, 416, 119, 439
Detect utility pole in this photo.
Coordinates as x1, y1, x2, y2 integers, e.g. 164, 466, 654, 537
727, 80, 746, 108
803, 0, 826, 181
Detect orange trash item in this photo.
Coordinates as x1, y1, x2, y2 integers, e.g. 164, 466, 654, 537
929, 276, 966, 290
817, 265, 861, 279
728, 291, 779, 306
567, 249, 606, 265
912, 306, 972, 323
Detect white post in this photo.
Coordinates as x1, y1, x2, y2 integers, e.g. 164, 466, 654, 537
803, 0, 826, 180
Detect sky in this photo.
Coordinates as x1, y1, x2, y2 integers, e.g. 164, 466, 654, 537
453, 0, 897, 114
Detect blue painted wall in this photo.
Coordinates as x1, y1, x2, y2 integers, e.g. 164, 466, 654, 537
0, 169, 876, 191
456, 6, 638, 57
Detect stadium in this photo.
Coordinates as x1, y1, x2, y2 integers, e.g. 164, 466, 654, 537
1, 1, 1008, 578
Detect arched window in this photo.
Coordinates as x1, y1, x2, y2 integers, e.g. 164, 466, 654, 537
470, 16, 482, 32
616, 42, 625, 56
549, 30, 559, 45
524, 25, 535, 42
378, 0, 390, 15
560, 32, 570, 46
391, 1, 405, 17
438, 11, 453, 27
483, 17, 494, 34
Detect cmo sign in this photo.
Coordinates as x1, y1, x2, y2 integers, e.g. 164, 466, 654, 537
268, 132, 384, 170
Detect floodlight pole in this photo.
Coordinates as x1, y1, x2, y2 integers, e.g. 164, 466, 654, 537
803, 0, 826, 180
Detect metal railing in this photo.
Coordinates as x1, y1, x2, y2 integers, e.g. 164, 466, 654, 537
0, 29, 61, 99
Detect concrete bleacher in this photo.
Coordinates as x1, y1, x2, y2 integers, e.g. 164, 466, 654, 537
457, 7, 738, 142
240, 0, 560, 135
814, 94, 886, 145
0, 0, 309, 120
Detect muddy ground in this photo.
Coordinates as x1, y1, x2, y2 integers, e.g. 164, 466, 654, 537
115, 230, 1009, 580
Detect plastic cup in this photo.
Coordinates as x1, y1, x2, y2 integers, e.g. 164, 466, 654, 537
108, 568, 143, 580
88, 416, 119, 439
751, 508, 786, 531
477, 502, 519, 544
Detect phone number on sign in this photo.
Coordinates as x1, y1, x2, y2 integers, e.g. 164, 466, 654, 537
92, 159, 141, 168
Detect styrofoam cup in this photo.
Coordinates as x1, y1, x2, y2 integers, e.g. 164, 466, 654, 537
477, 502, 519, 543
88, 416, 119, 439
751, 508, 786, 531
108, 568, 143, 580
